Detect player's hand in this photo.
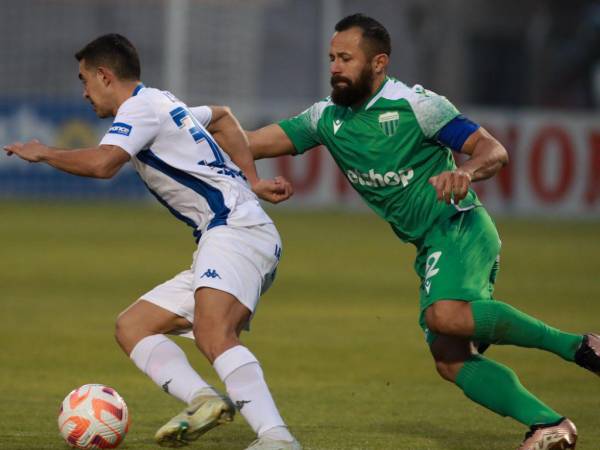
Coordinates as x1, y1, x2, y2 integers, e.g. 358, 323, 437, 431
428, 169, 472, 204
3, 139, 48, 162
251, 176, 294, 204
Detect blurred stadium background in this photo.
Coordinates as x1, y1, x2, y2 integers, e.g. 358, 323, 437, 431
1, 0, 599, 216
1, 1, 600, 449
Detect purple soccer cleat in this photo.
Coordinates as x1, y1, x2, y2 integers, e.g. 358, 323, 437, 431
574, 333, 600, 375
517, 418, 577, 450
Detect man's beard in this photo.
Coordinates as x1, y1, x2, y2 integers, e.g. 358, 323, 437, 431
330, 67, 374, 107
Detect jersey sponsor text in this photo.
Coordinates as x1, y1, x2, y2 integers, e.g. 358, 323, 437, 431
108, 122, 132, 136
346, 167, 414, 188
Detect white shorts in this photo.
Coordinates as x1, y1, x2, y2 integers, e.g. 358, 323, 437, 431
141, 222, 281, 337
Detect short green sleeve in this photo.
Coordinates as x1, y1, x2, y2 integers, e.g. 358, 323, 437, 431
278, 99, 329, 154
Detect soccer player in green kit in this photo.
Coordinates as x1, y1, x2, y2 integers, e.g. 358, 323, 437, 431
246, 13, 600, 450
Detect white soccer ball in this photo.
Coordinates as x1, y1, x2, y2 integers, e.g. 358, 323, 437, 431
58, 384, 130, 449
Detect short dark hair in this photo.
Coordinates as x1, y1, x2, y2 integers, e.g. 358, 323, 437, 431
335, 13, 391, 57
75, 33, 141, 80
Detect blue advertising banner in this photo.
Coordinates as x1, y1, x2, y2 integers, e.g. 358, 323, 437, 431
0, 98, 147, 199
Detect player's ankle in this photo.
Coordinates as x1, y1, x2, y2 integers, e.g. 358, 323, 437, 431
188, 386, 219, 403
260, 426, 294, 442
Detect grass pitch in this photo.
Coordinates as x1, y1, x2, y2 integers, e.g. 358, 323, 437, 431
1, 202, 599, 450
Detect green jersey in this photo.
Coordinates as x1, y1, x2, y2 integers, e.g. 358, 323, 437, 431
279, 77, 481, 243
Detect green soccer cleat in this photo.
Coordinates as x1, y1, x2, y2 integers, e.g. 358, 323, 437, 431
245, 437, 302, 450
155, 391, 235, 447
517, 417, 577, 450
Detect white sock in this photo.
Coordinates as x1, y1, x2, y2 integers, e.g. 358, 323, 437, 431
261, 426, 296, 442
130, 334, 215, 404
213, 345, 294, 441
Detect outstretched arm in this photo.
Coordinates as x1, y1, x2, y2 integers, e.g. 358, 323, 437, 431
207, 107, 293, 203
3, 140, 130, 179
246, 124, 297, 160
429, 127, 509, 204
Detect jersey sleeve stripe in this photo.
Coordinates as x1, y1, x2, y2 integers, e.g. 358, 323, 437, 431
136, 149, 230, 230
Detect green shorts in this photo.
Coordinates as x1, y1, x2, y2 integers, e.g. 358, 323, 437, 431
414, 207, 501, 344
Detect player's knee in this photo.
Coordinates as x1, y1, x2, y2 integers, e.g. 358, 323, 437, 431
434, 360, 461, 382
425, 304, 448, 335
114, 309, 140, 351
425, 301, 470, 336
114, 311, 128, 342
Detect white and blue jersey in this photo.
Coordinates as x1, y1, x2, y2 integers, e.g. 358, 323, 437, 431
100, 84, 272, 240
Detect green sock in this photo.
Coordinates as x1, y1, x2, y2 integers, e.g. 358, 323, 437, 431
471, 300, 583, 361
456, 355, 562, 426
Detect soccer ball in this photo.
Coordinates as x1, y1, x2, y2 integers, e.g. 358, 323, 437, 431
58, 384, 130, 449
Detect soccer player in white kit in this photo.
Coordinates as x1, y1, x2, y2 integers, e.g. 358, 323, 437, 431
4, 34, 301, 450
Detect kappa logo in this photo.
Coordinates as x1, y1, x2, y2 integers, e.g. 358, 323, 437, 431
423, 251, 442, 295
200, 269, 221, 279
162, 379, 172, 394
333, 119, 343, 135
236, 400, 251, 410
